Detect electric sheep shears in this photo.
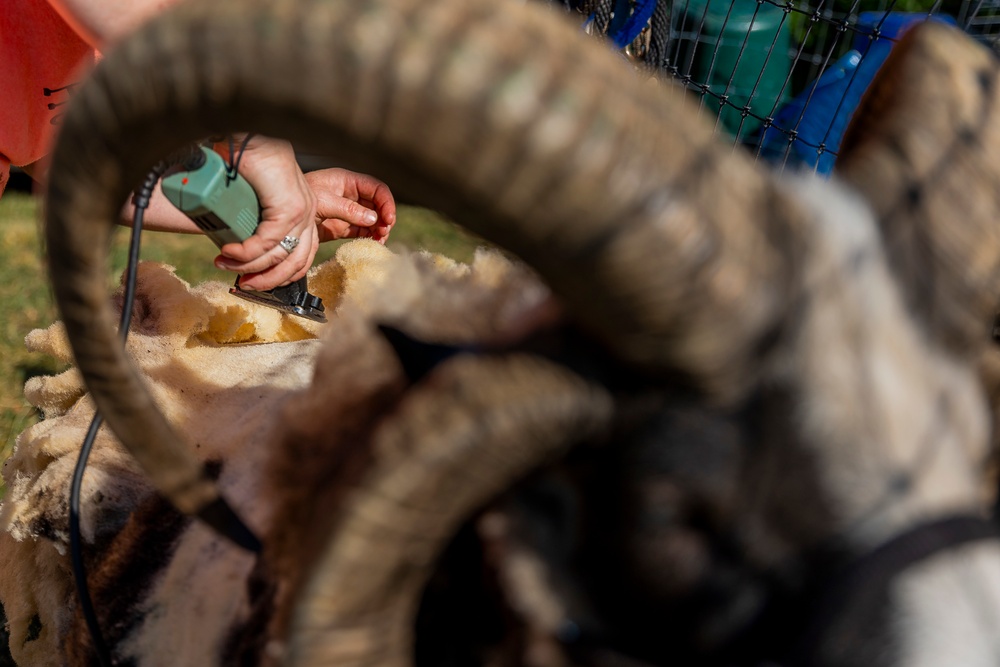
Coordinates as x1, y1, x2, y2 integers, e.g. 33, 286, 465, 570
160, 146, 327, 323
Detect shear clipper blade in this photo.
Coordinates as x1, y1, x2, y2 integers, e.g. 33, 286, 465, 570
230, 277, 327, 323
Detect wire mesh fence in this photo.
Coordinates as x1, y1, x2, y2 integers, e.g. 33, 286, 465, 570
545, 0, 1000, 174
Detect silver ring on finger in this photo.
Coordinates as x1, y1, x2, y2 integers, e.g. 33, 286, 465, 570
279, 235, 300, 254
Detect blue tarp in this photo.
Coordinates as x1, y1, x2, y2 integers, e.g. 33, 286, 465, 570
756, 12, 957, 175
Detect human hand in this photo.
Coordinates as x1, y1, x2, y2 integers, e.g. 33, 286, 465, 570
306, 168, 396, 244
212, 135, 319, 292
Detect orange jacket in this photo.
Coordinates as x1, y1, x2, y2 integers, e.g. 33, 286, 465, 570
0, 0, 96, 196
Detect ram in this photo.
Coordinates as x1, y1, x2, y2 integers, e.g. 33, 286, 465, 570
3, 0, 1000, 665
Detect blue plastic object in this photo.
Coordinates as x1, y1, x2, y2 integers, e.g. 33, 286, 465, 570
757, 12, 957, 175
607, 0, 659, 48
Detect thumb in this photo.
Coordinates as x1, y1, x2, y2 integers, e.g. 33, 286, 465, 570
315, 191, 380, 228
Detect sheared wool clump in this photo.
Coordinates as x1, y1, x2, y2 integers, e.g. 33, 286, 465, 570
0, 253, 362, 666
0, 239, 552, 666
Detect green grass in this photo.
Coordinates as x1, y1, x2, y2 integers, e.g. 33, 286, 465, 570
0, 191, 485, 463
0, 193, 59, 456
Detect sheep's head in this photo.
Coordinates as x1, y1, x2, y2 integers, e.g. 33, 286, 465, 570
39, 0, 1000, 665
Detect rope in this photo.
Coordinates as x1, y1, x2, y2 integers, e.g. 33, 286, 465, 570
590, 0, 614, 35
646, 0, 672, 71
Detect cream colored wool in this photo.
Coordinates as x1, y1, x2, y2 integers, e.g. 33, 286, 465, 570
0, 239, 548, 666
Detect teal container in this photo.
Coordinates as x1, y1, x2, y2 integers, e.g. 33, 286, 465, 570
675, 0, 790, 139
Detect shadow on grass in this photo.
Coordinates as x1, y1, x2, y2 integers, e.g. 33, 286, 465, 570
18, 359, 64, 387
0, 359, 67, 495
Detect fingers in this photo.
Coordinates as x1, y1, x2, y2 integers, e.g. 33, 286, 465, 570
315, 187, 379, 230
217, 221, 319, 291
362, 180, 397, 244
204, 139, 398, 290
216, 191, 312, 267
307, 169, 397, 244
346, 171, 397, 226
212, 136, 321, 290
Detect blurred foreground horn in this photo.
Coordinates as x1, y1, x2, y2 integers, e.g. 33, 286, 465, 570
838, 21, 1000, 354
45, 0, 812, 531
285, 354, 613, 666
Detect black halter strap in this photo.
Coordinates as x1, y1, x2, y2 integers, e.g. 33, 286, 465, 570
783, 515, 1000, 666
548, 516, 998, 667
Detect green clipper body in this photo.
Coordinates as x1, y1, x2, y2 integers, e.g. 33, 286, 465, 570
161, 147, 260, 247
160, 146, 326, 323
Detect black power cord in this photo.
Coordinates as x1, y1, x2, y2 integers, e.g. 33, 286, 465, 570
66, 137, 242, 662
69, 415, 111, 666
68, 136, 261, 662
226, 133, 254, 176
68, 163, 163, 667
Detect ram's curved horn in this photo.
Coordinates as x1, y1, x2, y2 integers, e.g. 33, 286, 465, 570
284, 354, 613, 665
45, 0, 807, 529
838, 22, 1000, 355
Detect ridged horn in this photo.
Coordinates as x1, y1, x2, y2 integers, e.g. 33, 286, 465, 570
45, 0, 808, 527
285, 354, 613, 666
837, 22, 1000, 354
